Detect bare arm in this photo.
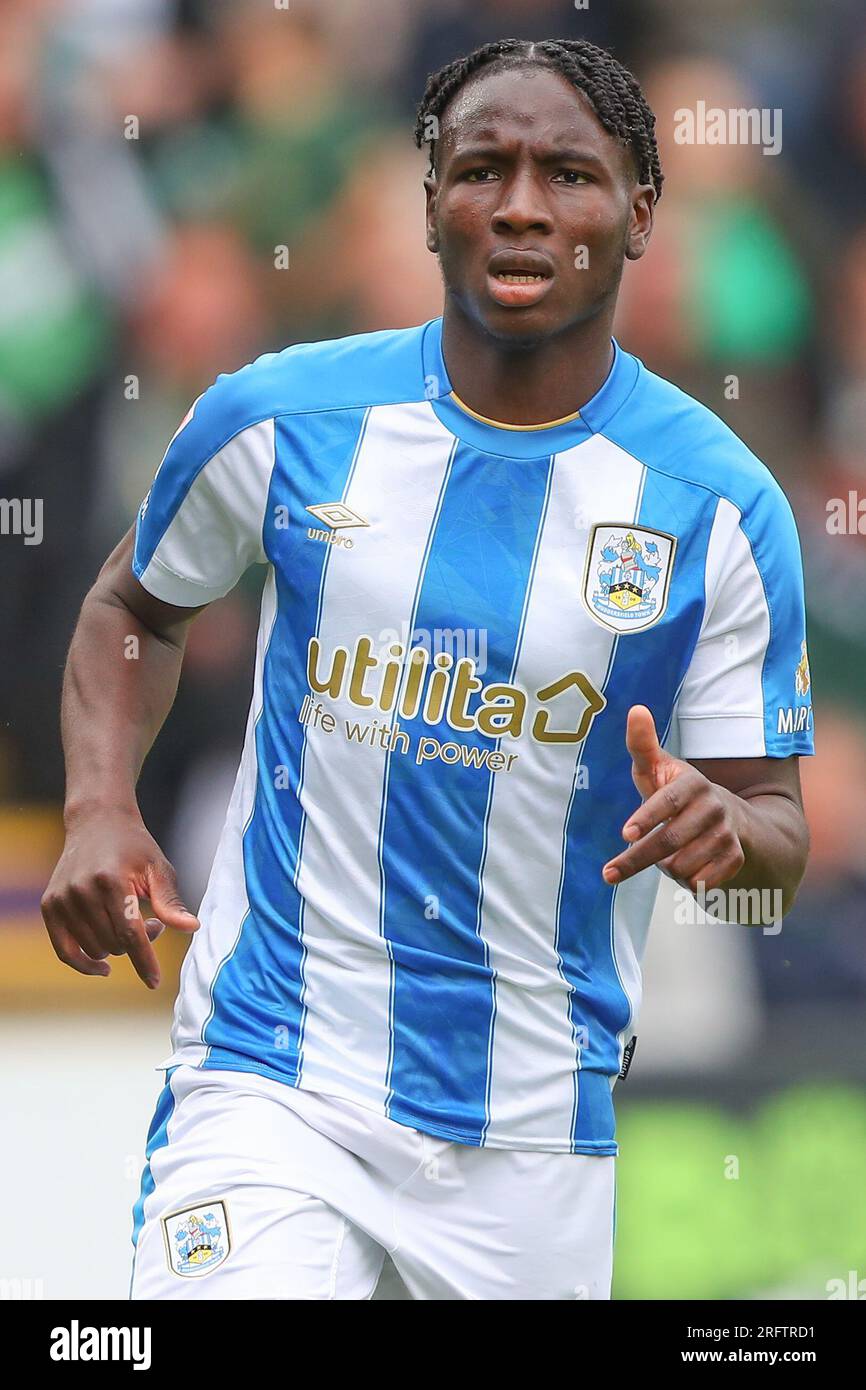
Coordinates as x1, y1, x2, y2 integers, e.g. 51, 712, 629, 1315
685, 754, 808, 914
41, 528, 208, 988
602, 706, 809, 926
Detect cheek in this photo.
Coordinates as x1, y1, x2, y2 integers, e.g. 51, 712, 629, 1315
440, 197, 489, 242
564, 207, 629, 279
567, 196, 628, 249
435, 205, 488, 270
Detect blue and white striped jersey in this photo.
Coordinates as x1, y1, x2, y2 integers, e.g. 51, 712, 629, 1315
133, 317, 814, 1154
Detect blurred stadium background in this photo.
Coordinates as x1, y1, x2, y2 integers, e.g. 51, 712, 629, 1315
1, 0, 865, 1300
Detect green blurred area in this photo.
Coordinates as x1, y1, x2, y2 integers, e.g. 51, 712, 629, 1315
614, 1086, 866, 1299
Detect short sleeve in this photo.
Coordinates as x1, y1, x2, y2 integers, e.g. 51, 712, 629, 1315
132, 377, 275, 607
676, 488, 814, 758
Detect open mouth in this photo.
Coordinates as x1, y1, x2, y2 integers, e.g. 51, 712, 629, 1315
487, 251, 554, 308
493, 272, 548, 284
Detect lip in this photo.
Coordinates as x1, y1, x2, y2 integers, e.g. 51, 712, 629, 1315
486, 248, 555, 309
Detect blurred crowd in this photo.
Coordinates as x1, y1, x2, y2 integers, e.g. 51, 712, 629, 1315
1, 0, 865, 1035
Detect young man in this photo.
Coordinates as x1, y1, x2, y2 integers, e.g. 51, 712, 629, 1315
42, 38, 813, 1300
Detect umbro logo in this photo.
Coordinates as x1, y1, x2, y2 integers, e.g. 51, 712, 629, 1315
305, 502, 368, 549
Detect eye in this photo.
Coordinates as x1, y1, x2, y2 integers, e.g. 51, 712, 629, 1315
554, 169, 591, 184
464, 168, 499, 182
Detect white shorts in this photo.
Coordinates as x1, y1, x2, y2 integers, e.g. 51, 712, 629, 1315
130, 1065, 615, 1301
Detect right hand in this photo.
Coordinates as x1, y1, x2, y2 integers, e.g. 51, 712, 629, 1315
40, 808, 200, 989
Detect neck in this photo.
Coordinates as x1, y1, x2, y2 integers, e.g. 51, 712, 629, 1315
440, 298, 617, 427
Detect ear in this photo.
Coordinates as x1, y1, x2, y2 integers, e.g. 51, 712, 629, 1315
424, 174, 439, 254
625, 185, 655, 262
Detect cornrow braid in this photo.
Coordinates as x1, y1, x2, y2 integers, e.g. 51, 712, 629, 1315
414, 38, 663, 200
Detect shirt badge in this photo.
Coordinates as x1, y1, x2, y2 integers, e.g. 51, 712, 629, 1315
582, 523, 677, 634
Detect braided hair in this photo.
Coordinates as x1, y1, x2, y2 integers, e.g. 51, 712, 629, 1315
414, 38, 663, 200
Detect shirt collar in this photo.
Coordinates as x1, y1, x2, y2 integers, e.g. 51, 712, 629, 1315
420, 315, 639, 459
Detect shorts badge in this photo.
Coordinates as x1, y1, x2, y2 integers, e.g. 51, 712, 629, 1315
163, 1200, 231, 1278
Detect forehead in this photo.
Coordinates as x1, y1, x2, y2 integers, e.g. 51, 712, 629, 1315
439, 64, 623, 161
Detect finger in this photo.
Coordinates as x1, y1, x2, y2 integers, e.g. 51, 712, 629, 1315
42, 907, 111, 978
625, 705, 662, 781
621, 771, 716, 842
96, 878, 162, 988
143, 918, 166, 943
117, 917, 161, 988
145, 860, 200, 933
659, 827, 740, 885
667, 861, 735, 897
603, 799, 721, 883
64, 881, 131, 960
93, 898, 147, 960
62, 882, 122, 962
46, 888, 111, 962
61, 908, 111, 963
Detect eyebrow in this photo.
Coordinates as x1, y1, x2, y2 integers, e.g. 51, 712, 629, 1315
450, 143, 608, 168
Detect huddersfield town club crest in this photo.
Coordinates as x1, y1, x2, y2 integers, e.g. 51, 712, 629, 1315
582, 524, 677, 634
162, 1200, 230, 1278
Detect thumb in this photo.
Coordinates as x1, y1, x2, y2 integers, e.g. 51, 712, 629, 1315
146, 859, 200, 933
626, 705, 663, 781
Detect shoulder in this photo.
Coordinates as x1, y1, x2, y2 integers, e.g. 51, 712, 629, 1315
602, 350, 794, 524
174, 321, 433, 464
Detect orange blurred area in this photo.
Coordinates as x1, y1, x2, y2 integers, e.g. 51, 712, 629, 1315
0, 807, 184, 1010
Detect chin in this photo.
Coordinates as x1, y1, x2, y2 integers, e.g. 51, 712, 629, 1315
474, 305, 563, 350
490, 312, 602, 352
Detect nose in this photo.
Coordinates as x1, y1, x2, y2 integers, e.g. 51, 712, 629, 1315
491, 167, 554, 237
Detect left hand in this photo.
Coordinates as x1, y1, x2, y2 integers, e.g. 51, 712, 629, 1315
601, 705, 746, 892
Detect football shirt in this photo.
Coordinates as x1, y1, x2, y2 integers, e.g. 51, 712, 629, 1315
133, 317, 814, 1153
